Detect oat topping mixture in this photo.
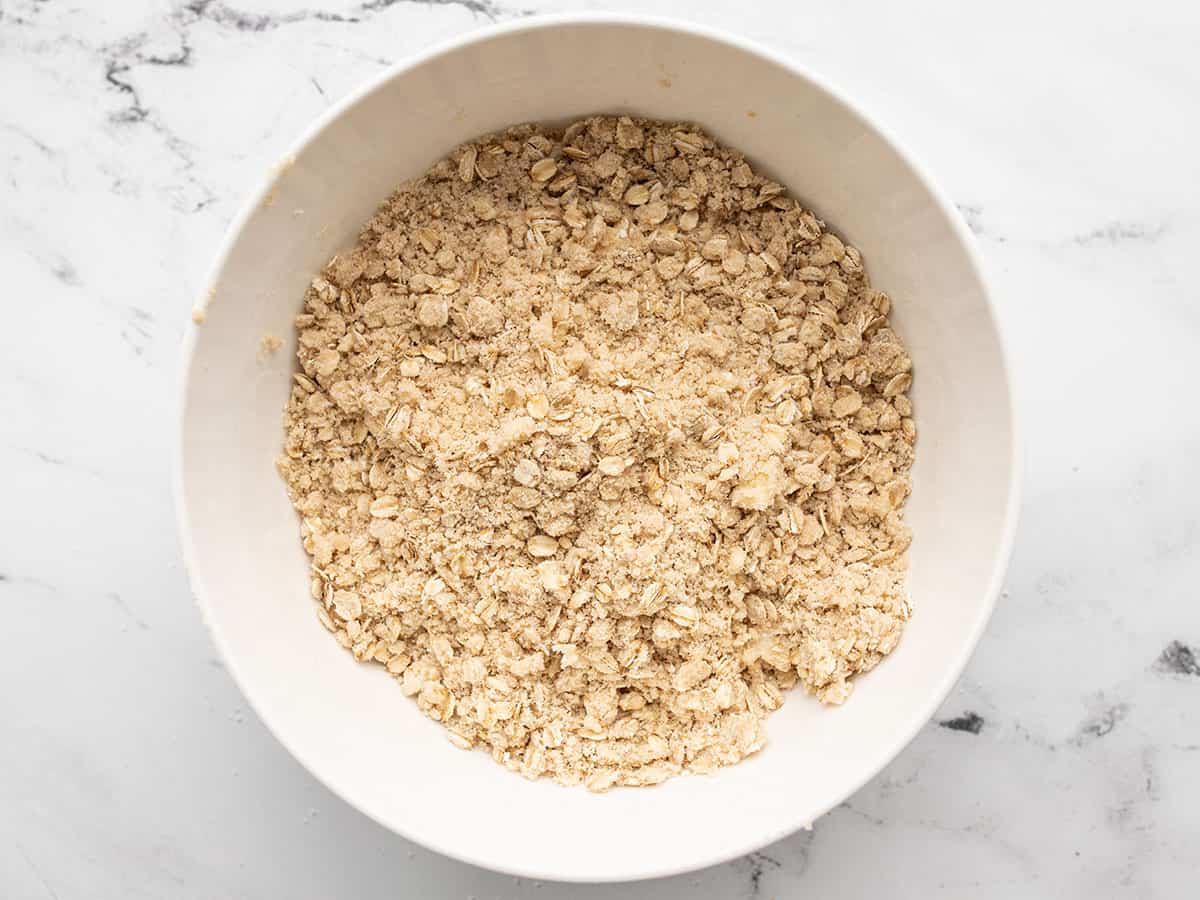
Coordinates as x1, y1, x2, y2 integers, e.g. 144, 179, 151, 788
277, 116, 916, 790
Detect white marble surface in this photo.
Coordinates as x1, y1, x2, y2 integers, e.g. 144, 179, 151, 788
3, 0, 1199, 896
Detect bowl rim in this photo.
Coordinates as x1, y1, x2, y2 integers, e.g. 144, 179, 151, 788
173, 11, 1022, 883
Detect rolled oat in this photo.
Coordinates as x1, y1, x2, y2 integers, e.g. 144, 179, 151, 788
277, 116, 916, 789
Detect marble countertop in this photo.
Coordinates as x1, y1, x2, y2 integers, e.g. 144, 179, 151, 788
3, 0, 1198, 896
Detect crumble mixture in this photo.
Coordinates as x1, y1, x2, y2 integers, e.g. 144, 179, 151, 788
277, 116, 916, 790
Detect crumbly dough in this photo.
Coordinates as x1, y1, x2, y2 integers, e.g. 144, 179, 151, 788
277, 116, 916, 790
259, 333, 283, 357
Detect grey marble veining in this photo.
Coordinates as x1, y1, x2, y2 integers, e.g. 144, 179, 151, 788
2, 0, 1198, 897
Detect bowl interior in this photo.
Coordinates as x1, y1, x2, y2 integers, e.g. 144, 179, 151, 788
179, 18, 1015, 882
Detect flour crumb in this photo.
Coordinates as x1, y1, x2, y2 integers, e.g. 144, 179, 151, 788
259, 333, 283, 357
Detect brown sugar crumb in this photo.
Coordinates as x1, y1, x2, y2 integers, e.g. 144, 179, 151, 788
276, 115, 916, 790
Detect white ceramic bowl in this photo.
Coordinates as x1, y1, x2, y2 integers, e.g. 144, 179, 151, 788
176, 15, 1018, 882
